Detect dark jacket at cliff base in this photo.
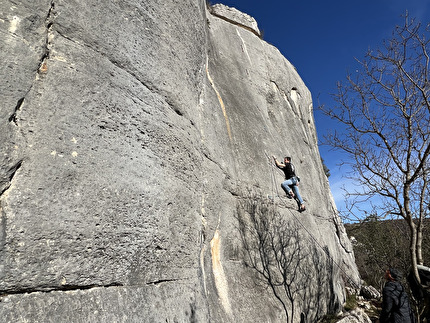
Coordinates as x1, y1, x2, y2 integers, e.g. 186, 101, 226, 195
380, 280, 415, 323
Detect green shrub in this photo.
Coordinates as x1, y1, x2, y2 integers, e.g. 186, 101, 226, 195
344, 293, 358, 312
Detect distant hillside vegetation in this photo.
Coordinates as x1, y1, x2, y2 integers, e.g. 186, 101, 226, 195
345, 219, 430, 289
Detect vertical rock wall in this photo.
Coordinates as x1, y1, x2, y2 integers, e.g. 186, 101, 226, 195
0, 1, 360, 322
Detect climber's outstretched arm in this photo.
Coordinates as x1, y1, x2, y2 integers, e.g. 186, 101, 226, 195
272, 156, 284, 169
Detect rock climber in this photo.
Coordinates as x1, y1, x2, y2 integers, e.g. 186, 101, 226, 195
273, 155, 306, 212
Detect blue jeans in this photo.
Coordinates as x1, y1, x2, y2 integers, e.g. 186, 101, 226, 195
281, 177, 304, 205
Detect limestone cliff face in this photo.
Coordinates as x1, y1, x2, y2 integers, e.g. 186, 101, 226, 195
0, 1, 360, 322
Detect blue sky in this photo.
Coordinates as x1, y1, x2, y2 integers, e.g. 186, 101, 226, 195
212, 0, 430, 214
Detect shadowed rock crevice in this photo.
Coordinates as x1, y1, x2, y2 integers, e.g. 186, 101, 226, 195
37, 1, 56, 74
145, 278, 189, 286
6, 2, 56, 128
0, 160, 23, 197
8, 98, 25, 126
0, 282, 124, 298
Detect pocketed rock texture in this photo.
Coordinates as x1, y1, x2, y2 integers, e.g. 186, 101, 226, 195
0, 1, 360, 322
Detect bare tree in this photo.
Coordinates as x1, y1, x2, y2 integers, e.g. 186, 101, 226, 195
320, 14, 430, 287
236, 192, 335, 322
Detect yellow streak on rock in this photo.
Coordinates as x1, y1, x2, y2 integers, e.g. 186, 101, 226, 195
210, 229, 232, 316
206, 61, 232, 141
